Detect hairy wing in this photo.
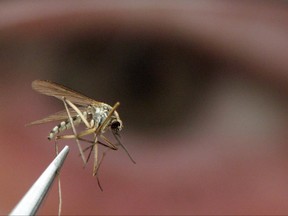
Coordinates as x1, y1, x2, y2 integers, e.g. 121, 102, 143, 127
32, 80, 104, 106
26, 108, 85, 126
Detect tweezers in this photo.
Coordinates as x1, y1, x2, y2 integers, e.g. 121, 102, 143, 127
10, 145, 69, 215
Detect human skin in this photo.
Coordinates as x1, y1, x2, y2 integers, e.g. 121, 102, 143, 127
1, 1, 288, 215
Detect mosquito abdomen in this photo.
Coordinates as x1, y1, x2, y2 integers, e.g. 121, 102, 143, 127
47, 115, 83, 140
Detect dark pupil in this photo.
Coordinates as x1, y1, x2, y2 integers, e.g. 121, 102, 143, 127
111, 121, 120, 129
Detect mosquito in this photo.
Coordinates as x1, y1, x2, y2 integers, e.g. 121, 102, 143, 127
27, 80, 136, 215
28, 80, 135, 177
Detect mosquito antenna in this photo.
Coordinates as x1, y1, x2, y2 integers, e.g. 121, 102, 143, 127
113, 133, 136, 164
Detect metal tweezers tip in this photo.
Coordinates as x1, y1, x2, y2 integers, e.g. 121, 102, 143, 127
10, 145, 69, 216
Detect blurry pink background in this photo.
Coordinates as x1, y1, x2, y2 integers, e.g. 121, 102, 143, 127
1, 1, 288, 215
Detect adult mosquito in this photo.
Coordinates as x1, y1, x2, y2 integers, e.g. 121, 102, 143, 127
28, 80, 135, 177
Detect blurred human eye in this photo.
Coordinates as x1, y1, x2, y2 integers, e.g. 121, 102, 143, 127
52, 37, 215, 134
50, 36, 288, 140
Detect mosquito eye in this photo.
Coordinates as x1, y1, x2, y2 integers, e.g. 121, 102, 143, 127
111, 121, 121, 130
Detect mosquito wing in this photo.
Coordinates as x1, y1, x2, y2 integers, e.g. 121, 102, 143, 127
32, 80, 104, 106
26, 107, 85, 126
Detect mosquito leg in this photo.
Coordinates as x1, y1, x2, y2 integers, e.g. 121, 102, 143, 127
95, 151, 108, 175
57, 127, 96, 142
54, 140, 62, 216
96, 175, 103, 192
93, 134, 106, 178
55, 140, 59, 155
85, 144, 94, 164
93, 136, 99, 176
79, 140, 108, 166
64, 99, 91, 128
57, 166, 62, 216
100, 135, 118, 150
57, 126, 97, 140
62, 97, 86, 165
56, 127, 96, 140
56, 130, 123, 152
79, 138, 117, 167
93, 134, 109, 194
95, 152, 106, 191
80, 138, 114, 149
56, 134, 112, 149
77, 127, 96, 137
55, 134, 96, 167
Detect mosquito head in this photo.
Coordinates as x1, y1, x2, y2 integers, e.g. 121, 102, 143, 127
110, 119, 123, 134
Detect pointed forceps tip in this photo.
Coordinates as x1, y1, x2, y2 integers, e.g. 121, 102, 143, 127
10, 146, 69, 216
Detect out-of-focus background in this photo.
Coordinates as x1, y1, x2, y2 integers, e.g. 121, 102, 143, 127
1, 1, 288, 215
